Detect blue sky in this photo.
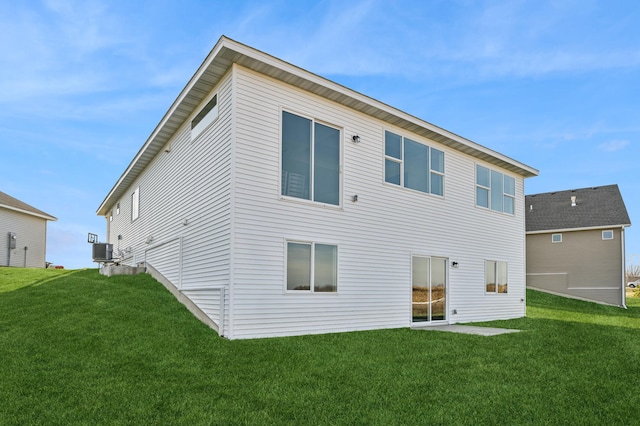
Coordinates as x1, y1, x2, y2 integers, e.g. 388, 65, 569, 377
1, 0, 639, 269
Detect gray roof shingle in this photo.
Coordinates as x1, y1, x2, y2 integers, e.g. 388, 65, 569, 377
0, 191, 56, 221
525, 184, 630, 232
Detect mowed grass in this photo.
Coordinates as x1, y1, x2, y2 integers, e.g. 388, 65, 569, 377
1, 268, 640, 425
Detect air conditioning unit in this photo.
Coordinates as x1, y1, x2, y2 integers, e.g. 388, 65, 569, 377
92, 243, 113, 262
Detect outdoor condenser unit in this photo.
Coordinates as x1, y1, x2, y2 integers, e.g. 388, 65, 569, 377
92, 243, 113, 262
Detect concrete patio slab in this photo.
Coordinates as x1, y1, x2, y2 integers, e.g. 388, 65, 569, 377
413, 325, 521, 336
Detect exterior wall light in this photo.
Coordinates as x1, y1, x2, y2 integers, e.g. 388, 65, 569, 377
352, 135, 360, 143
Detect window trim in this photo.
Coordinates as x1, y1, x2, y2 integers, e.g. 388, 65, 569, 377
602, 230, 614, 240
383, 129, 445, 197
552, 233, 562, 243
280, 109, 343, 208
131, 186, 140, 222
191, 93, 219, 140
285, 240, 338, 294
485, 260, 508, 294
475, 164, 516, 214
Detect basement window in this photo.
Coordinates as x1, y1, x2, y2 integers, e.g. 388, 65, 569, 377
191, 94, 218, 139
602, 230, 614, 240
286, 241, 337, 293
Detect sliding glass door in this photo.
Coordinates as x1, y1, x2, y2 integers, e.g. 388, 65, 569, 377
412, 256, 447, 323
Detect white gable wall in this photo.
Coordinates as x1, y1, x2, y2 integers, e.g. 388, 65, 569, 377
230, 66, 526, 339
0, 208, 48, 267
105, 72, 234, 335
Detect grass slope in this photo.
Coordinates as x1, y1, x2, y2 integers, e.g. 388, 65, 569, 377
1, 268, 639, 425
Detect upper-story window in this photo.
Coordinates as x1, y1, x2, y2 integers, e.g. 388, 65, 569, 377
131, 186, 140, 222
476, 165, 515, 214
281, 111, 341, 206
384, 131, 444, 196
602, 230, 614, 240
191, 94, 218, 139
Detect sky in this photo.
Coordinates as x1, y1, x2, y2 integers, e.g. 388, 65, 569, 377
1, 0, 639, 269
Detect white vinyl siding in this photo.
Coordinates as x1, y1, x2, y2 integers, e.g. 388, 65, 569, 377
105, 63, 528, 340
106, 72, 234, 336
231, 65, 527, 339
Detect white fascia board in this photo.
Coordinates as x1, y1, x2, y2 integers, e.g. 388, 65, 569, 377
526, 224, 630, 235
0, 204, 57, 221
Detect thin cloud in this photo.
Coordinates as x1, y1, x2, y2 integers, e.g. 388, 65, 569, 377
599, 140, 629, 152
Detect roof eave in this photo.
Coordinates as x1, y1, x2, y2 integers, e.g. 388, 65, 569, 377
97, 36, 538, 215
526, 223, 631, 234
1, 204, 57, 221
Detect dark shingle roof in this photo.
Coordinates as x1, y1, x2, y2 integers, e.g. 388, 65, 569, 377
526, 184, 630, 232
0, 191, 57, 221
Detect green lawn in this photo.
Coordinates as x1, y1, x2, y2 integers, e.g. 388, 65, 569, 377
1, 267, 639, 425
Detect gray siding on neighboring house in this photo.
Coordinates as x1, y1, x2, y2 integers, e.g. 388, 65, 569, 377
0, 208, 49, 267
527, 228, 624, 306
525, 185, 630, 307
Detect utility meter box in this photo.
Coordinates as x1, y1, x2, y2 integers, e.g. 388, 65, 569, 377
8, 232, 16, 250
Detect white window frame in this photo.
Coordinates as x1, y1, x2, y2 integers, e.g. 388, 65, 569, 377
485, 260, 508, 294
116, 202, 120, 215
285, 240, 338, 294
280, 110, 343, 207
552, 233, 562, 243
475, 165, 515, 214
602, 230, 614, 240
131, 186, 140, 222
191, 93, 219, 140
383, 130, 445, 196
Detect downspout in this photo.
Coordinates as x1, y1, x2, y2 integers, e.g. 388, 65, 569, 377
621, 226, 627, 309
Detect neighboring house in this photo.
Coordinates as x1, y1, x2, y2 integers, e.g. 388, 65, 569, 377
0, 191, 57, 268
97, 36, 538, 339
526, 185, 631, 307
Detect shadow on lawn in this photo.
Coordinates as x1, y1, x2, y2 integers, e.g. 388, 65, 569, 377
0, 268, 104, 295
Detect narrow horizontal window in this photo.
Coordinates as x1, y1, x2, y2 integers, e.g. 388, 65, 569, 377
191, 94, 218, 138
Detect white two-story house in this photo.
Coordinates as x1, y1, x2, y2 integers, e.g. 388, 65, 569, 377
97, 36, 538, 339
